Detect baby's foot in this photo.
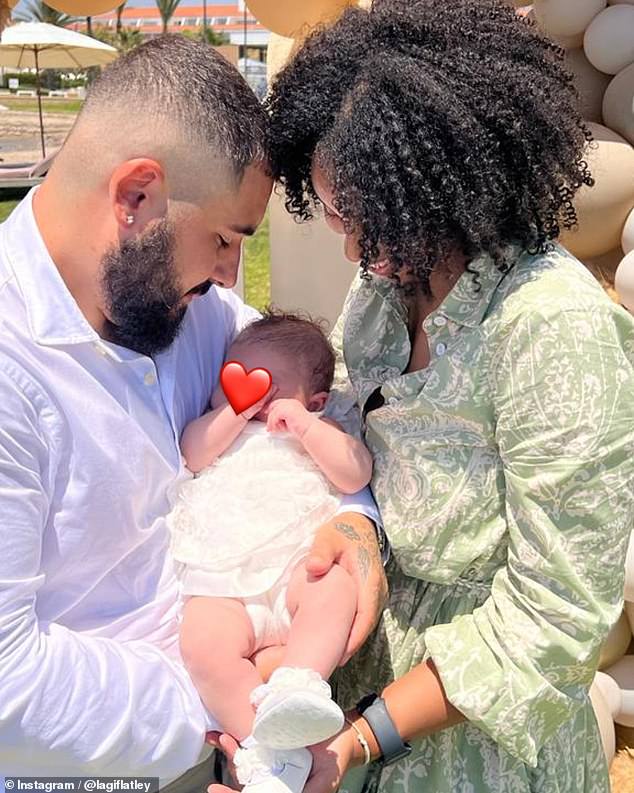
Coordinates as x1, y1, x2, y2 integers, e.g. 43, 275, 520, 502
234, 743, 312, 793
251, 667, 344, 750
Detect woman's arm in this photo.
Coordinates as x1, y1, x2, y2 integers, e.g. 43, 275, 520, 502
266, 399, 373, 493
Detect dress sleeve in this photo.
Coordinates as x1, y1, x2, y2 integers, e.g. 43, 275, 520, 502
424, 306, 634, 766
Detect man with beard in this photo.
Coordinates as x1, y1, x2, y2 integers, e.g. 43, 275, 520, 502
0, 36, 384, 787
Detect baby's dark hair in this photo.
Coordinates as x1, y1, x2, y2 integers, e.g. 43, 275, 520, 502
232, 310, 335, 394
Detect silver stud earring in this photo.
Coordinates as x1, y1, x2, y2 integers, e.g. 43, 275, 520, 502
126, 215, 134, 226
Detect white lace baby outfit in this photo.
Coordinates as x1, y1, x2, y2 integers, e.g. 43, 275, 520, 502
168, 419, 340, 649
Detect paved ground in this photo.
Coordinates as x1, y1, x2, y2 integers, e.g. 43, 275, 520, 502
0, 108, 76, 164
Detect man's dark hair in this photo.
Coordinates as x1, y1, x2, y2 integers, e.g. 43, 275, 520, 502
266, 0, 593, 294
233, 310, 335, 393
76, 35, 269, 184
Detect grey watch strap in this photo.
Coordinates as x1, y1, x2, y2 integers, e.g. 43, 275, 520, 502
356, 694, 411, 766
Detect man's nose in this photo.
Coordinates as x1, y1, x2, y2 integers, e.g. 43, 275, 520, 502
211, 245, 241, 289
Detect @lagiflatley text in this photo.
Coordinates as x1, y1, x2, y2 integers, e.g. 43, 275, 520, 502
3, 779, 158, 793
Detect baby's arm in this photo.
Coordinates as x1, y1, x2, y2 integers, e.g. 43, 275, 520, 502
181, 386, 276, 473
266, 399, 372, 494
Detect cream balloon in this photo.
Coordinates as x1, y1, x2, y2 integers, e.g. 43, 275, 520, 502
615, 249, 634, 311
589, 675, 617, 764
584, 6, 634, 75
605, 655, 634, 727
528, 9, 585, 48
558, 122, 634, 258
603, 62, 634, 146
246, 0, 353, 38
622, 207, 634, 255
46, 0, 122, 14
533, 0, 606, 38
564, 48, 611, 122
600, 610, 633, 669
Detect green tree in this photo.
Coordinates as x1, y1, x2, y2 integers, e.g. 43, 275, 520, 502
15, 0, 74, 26
93, 26, 143, 53
181, 27, 229, 46
155, 0, 181, 34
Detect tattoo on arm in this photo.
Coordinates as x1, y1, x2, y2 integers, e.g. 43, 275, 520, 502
357, 545, 371, 581
334, 521, 361, 541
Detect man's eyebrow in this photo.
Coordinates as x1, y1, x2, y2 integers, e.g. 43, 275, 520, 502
229, 224, 256, 236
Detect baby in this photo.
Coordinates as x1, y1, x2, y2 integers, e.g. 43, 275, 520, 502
168, 312, 373, 793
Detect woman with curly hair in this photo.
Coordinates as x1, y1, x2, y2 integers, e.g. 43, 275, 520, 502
237, 1, 634, 792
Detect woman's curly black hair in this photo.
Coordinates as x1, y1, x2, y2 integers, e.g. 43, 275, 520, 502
265, 0, 594, 295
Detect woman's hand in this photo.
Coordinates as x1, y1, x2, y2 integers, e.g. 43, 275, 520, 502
307, 513, 388, 665
303, 726, 358, 793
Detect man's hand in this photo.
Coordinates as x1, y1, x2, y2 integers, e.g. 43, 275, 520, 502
207, 725, 359, 793
306, 513, 388, 665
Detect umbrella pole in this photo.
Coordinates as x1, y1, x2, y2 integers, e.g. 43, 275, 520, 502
34, 46, 46, 159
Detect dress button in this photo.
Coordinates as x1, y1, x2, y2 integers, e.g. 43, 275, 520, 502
435, 342, 447, 356
144, 371, 157, 386
433, 316, 447, 327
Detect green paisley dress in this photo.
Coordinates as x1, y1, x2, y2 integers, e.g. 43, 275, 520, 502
324, 245, 634, 793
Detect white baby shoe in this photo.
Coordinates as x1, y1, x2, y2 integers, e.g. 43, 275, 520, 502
251, 667, 344, 750
234, 742, 313, 793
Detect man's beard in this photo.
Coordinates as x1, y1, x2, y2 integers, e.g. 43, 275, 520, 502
100, 219, 187, 357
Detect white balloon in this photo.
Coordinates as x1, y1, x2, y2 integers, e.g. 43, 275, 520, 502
605, 655, 634, 727
584, 6, 634, 75
594, 670, 624, 716
615, 250, 634, 311
603, 63, 634, 147
533, 0, 606, 38
622, 207, 634, 254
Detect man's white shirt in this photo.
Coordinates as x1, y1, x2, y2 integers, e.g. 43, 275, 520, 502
0, 190, 379, 782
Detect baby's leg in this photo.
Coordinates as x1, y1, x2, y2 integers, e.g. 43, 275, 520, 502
283, 561, 357, 677
179, 595, 260, 741
249, 564, 357, 749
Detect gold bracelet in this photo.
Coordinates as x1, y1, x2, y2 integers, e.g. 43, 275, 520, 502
345, 717, 372, 766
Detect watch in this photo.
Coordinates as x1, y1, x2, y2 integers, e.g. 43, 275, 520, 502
356, 693, 412, 766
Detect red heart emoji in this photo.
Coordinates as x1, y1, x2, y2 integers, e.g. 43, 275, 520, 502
220, 361, 272, 415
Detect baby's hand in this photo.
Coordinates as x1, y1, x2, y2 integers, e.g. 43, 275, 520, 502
240, 385, 279, 421
266, 399, 319, 439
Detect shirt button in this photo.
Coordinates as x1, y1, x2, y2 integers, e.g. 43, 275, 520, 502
144, 372, 157, 386
433, 316, 447, 327
436, 342, 447, 356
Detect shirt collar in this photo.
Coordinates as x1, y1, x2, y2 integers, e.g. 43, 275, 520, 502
369, 247, 513, 329
3, 188, 98, 347
437, 249, 513, 328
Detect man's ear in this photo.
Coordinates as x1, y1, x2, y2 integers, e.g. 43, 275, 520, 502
109, 158, 168, 233
308, 391, 329, 412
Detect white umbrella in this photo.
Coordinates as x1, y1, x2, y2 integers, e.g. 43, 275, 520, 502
0, 22, 118, 157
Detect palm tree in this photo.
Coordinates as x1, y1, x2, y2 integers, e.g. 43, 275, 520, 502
155, 0, 181, 34
116, 2, 126, 35
14, 0, 74, 26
